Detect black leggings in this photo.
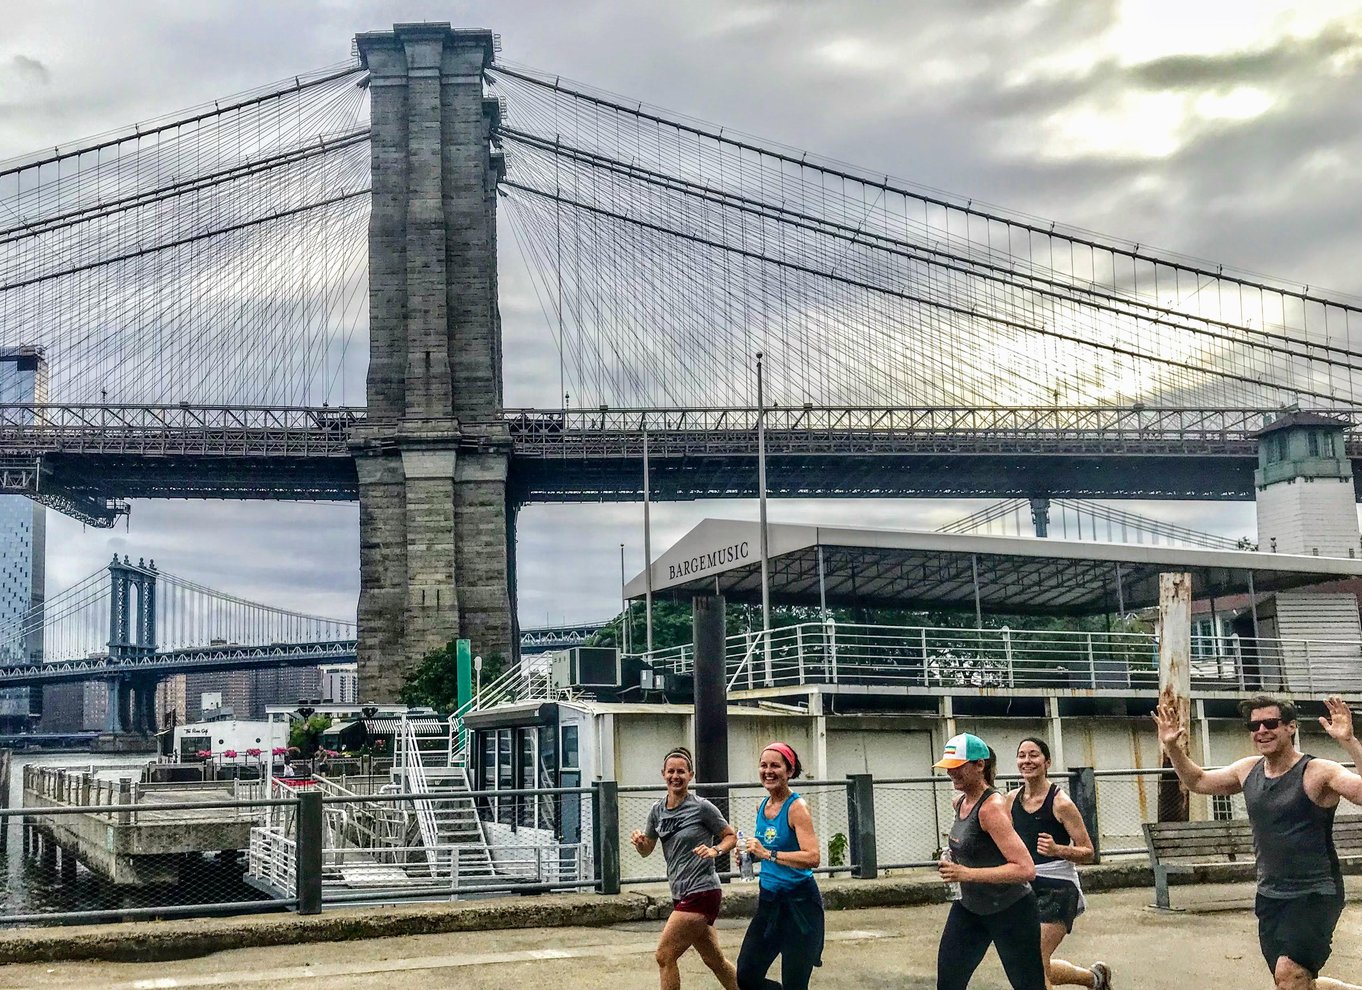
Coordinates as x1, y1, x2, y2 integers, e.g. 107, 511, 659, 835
736, 887, 824, 990
936, 892, 1045, 990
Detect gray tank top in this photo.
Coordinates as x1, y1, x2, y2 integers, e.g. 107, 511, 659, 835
949, 787, 1031, 915
1243, 755, 1341, 899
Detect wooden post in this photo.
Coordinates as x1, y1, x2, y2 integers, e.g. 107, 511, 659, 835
1158, 571, 1192, 823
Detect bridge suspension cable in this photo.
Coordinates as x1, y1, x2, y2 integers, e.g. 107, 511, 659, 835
0, 63, 371, 407
489, 61, 1362, 412
938, 497, 1245, 549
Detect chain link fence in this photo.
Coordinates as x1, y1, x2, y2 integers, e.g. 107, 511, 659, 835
4, 761, 1355, 928
618, 779, 855, 882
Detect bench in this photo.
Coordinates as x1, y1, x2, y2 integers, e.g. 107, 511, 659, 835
1143, 817, 1362, 909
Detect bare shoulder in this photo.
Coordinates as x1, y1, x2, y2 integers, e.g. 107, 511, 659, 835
1229, 755, 1262, 782
977, 790, 1010, 824
787, 795, 813, 822
1051, 787, 1079, 813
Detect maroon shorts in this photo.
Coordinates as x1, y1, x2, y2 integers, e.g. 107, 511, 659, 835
673, 887, 722, 925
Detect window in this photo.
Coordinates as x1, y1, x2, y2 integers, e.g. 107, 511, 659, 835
1212, 794, 1235, 822
1308, 431, 1320, 457
561, 724, 579, 771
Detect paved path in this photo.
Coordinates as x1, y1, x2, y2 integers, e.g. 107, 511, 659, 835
1, 886, 1358, 988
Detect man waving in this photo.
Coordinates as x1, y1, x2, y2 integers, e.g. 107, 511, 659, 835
1152, 694, 1361, 990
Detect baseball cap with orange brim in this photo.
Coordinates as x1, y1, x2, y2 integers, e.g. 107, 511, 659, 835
933, 733, 990, 769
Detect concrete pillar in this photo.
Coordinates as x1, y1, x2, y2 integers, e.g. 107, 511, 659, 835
104, 679, 125, 734
1046, 696, 1066, 771
60, 846, 76, 884
353, 25, 514, 701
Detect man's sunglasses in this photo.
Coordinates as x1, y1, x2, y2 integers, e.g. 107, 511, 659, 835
1245, 718, 1286, 731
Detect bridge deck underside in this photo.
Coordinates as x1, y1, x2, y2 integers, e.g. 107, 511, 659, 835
15, 450, 1292, 503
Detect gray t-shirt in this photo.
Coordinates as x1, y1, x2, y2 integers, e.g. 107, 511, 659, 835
645, 793, 729, 899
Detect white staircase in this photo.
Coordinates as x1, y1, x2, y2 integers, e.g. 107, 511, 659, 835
396, 717, 497, 883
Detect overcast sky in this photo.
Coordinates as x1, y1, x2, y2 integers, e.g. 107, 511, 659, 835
5, 0, 1362, 627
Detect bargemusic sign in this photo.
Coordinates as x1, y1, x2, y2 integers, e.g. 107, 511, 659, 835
667, 540, 751, 582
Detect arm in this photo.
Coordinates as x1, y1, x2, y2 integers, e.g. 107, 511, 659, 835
1320, 696, 1362, 768
1315, 759, 1362, 808
749, 798, 821, 869
1151, 703, 1245, 795
631, 806, 659, 857
1039, 791, 1094, 864
940, 793, 1035, 885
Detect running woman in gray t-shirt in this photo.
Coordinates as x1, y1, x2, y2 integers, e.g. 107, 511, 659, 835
1155, 695, 1362, 990
630, 747, 740, 990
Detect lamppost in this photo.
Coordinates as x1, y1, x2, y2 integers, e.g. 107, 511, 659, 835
755, 352, 771, 637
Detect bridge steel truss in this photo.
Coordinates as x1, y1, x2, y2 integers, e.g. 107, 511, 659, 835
6, 403, 1362, 513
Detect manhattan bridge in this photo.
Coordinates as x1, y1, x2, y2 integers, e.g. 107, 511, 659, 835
3, 24, 1362, 703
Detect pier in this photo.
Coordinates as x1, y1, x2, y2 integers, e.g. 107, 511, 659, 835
21, 766, 263, 887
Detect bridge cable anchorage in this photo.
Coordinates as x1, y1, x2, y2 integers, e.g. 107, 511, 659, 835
489, 60, 1362, 412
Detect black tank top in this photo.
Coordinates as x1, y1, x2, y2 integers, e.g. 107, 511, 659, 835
949, 787, 1031, 915
1010, 784, 1072, 865
1243, 755, 1341, 899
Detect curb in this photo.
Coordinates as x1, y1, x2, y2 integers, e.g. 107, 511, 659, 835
0, 861, 1250, 966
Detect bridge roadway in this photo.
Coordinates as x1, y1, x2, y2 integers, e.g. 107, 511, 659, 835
5, 404, 1359, 525
0, 641, 357, 687
1, 622, 596, 686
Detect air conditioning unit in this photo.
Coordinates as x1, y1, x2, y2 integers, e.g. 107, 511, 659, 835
550, 647, 620, 690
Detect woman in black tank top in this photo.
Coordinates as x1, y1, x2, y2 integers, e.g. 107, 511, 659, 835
934, 733, 1044, 990
1007, 737, 1112, 990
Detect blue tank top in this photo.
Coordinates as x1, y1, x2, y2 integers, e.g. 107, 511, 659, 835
755, 792, 814, 892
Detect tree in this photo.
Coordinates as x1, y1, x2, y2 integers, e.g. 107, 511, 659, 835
399, 641, 507, 711
288, 714, 332, 757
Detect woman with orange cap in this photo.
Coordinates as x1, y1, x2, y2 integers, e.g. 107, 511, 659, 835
935, 732, 1044, 990
736, 742, 823, 990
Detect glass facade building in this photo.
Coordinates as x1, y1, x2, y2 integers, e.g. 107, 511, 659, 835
0, 349, 47, 727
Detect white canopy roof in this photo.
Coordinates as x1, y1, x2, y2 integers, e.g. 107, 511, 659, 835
625, 519, 1362, 615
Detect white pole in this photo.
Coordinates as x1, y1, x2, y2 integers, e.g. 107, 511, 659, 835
756, 353, 771, 636
643, 427, 654, 654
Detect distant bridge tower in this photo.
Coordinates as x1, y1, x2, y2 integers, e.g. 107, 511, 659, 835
105, 555, 159, 735
352, 25, 516, 701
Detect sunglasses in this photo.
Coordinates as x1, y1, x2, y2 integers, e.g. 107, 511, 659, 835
1244, 718, 1286, 731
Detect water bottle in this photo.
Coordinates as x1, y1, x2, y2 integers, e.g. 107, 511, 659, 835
941, 847, 961, 901
736, 830, 756, 881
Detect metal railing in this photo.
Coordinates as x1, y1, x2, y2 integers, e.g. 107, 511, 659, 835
631, 621, 1362, 697
7, 765, 1358, 928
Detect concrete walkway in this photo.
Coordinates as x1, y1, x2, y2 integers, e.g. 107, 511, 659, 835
0, 885, 1358, 988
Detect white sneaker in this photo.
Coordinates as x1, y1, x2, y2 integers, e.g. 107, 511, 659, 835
1091, 962, 1113, 990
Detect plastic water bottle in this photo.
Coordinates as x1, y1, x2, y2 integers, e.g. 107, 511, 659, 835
942, 847, 961, 901
736, 830, 756, 881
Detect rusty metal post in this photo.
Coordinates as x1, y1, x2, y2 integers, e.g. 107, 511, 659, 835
1157, 571, 1192, 822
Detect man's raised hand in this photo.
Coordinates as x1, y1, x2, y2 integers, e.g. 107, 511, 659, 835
1320, 695, 1356, 745
1151, 703, 1186, 751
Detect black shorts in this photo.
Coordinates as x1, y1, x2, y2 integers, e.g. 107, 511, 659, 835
1031, 877, 1082, 933
1255, 892, 1345, 977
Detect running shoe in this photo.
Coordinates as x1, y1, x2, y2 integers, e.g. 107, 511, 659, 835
1091, 962, 1113, 989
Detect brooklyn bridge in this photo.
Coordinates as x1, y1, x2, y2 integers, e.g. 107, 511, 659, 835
4, 23, 1362, 701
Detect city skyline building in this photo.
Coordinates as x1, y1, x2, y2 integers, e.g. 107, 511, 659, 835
0, 348, 47, 731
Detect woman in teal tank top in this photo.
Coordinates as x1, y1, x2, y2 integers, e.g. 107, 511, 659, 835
737, 742, 824, 990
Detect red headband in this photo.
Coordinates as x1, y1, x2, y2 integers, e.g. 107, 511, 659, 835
763, 742, 797, 770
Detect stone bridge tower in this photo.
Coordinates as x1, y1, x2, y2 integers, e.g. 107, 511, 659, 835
352, 25, 515, 700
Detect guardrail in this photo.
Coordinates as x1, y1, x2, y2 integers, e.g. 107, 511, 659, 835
632, 621, 1362, 697
7, 767, 1358, 928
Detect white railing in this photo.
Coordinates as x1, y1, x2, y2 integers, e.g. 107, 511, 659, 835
396, 718, 443, 874
247, 825, 297, 894
630, 621, 1362, 696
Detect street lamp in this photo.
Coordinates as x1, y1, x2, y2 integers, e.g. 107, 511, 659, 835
474, 655, 483, 708
755, 352, 771, 636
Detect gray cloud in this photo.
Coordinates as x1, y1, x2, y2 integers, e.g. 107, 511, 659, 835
10, 55, 50, 86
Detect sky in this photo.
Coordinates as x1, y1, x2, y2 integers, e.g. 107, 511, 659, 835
5, 0, 1362, 627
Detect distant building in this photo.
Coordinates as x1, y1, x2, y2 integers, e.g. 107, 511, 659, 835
0, 347, 47, 732
320, 663, 358, 704
185, 666, 322, 721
